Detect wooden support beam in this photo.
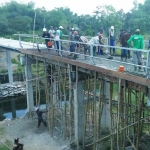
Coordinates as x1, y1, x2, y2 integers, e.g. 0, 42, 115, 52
18, 48, 150, 87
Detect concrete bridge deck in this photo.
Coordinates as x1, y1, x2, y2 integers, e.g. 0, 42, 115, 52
0, 37, 149, 87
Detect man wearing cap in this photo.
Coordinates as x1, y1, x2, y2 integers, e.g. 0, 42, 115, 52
127, 29, 144, 71
49, 26, 55, 39
108, 26, 116, 55
54, 26, 64, 50
42, 28, 51, 48
35, 107, 48, 128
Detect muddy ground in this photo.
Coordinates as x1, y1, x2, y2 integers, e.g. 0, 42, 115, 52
0, 115, 69, 150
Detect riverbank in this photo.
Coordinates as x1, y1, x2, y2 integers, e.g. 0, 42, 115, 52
0, 115, 69, 150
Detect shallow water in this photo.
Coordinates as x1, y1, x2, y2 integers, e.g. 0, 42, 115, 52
0, 96, 46, 121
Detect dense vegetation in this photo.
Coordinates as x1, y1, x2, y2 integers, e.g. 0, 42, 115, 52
0, 0, 150, 38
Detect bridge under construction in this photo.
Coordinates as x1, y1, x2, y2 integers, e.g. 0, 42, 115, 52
0, 35, 150, 150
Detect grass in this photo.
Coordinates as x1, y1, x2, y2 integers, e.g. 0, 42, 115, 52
0, 127, 9, 150
0, 145, 9, 150
0, 127, 13, 150
0, 127, 5, 137
0, 140, 12, 150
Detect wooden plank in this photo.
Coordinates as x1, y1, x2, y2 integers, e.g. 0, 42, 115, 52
99, 76, 147, 93
18, 48, 150, 87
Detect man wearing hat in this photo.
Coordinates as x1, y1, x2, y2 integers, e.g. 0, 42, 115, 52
127, 29, 144, 71
54, 26, 64, 50
108, 26, 116, 55
49, 26, 55, 39
42, 28, 51, 48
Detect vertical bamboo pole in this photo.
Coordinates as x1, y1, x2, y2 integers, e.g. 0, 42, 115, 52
119, 83, 124, 148
93, 71, 97, 150
50, 63, 54, 135
37, 60, 40, 107
117, 78, 121, 150
136, 87, 142, 149
122, 80, 127, 149
35, 56, 38, 107
109, 81, 113, 150
83, 76, 90, 148
75, 66, 79, 150
68, 64, 73, 145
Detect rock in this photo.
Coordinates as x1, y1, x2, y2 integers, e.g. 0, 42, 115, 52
0, 82, 26, 98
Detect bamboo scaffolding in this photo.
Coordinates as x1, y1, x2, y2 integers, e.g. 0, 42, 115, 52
26, 58, 150, 150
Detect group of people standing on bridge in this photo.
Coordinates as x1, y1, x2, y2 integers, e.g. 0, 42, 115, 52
108, 26, 144, 71
42, 25, 63, 50
41, 25, 145, 72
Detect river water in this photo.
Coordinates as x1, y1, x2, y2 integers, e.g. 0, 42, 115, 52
0, 96, 46, 121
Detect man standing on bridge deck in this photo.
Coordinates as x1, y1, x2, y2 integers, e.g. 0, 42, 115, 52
68, 28, 76, 58
108, 26, 116, 56
120, 30, 131, 61
127, 29, 144, 71
42, 28, 51, 48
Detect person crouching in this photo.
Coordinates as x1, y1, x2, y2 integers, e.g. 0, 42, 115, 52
13, 138, 23, 150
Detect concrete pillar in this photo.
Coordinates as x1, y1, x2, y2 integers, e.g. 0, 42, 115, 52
146, 51, 150, 79
101, 79, 111, 132
25, 56, 34, 112
73, 81, 84, 145
147, 88, 150, 106
6, 50, 13, 83
11, 98, 16, 119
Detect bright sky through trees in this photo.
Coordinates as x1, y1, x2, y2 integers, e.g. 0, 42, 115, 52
0, 0, 145, 15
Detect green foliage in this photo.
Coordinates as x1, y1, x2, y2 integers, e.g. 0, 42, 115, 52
0, 69, 8, 73
0, 0, 150, 38
17, 54, 20, 61
11, 58, 18, 64
11, 58, 24, 73
13, 63, 24, 73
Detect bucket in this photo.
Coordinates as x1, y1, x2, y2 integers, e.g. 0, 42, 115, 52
118, 66, 124, 72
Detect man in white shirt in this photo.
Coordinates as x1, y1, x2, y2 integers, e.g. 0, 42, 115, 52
88, 36, 99, 56
49, 26, 55, 39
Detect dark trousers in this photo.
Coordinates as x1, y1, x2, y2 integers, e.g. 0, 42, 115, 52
56, 41, 59, 50
38, 119, 47, 127
97, 46, 103, 55
109, 40, 115, 55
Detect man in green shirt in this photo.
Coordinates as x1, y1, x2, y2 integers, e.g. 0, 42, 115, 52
127, 29, 144, 71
